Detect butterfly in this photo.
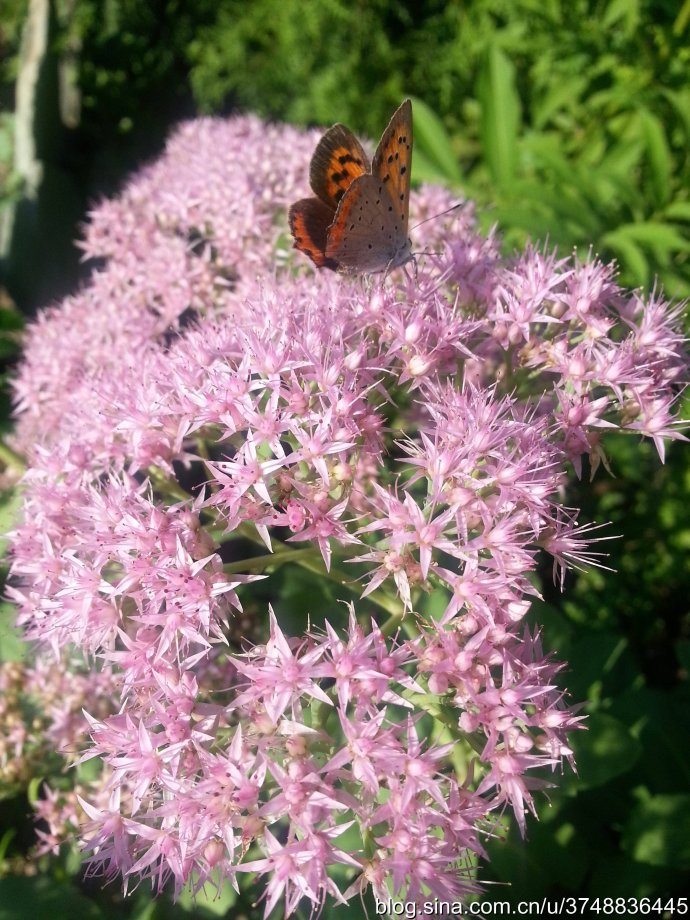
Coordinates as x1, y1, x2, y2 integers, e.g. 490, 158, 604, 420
289, 99, 413, 274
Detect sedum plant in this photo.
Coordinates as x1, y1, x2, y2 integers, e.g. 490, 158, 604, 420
2, 111, 687, 915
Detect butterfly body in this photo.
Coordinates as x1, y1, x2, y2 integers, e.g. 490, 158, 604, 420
289, 100, 413, 274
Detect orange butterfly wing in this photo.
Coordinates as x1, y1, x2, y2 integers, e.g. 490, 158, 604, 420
288, 198, 339, 270
309, 124, 370, 210
371, 99, 413, 234
289, 123, 370, 269
289, 101, 412, 272
326, 100, 413, 273
324, 174, 408, 273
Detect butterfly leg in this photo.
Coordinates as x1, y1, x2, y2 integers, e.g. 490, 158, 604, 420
398, 258, 417, 284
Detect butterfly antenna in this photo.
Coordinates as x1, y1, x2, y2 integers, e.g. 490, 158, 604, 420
410, 201, 463, 232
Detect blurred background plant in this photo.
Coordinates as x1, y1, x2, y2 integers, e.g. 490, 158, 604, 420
1, 0, 689, 917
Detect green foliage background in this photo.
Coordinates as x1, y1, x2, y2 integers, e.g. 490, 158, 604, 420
1, 0, 689, 917
189, 0, 690, 296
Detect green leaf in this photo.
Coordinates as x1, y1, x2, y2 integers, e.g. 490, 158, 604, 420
409, 96, 462, 185
673, 0, 690, 35
478, 43, 521, 189
130, 897, 158, 920
589, 850, 681, 899
615, 221, 690, 258
663, 201, 690, 223
0, 308, 23, 334
657, 270, 690, 299
488, 205, 552, 246
504, 206, 586, 246
570, 713, 641, 788
610, 687, 690, 792
599, 131, 646, 182
484, 810, 590, 903
622, 795, 690, 869
0, 487, 22, 557
0, 831, 15, 863
509, 179, 604, 238
177, 878, 238, 915
638, 110, 672, 206
564, 632, 639, 703
661, 87, 690, 142
531, 76, 588, 130
412, 149, 457, 186
27, 776, 44, 805
600, 230, 649, 287
0, 877, 102, 920
602, 0, 640, 33
0, 603, 24, 663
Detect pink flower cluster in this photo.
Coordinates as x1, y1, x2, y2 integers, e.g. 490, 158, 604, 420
5, 112, 687, 914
